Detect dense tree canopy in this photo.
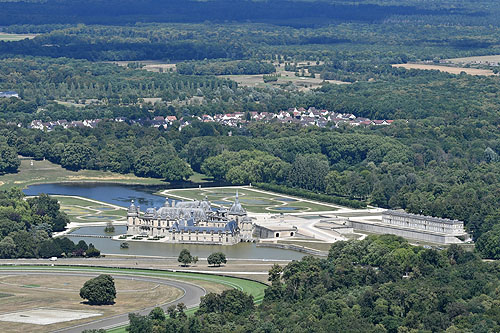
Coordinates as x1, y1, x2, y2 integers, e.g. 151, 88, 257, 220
0, 189, 96, 258
129, 236, 500, 332
0, 143, 20, 175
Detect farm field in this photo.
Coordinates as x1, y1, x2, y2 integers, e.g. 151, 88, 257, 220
447, 54, 500, 64
163, 186, 339, 213
0, 33, 36, 41
392, 63, 496, 76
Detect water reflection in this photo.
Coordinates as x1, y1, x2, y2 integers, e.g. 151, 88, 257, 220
25, 183, 172, 208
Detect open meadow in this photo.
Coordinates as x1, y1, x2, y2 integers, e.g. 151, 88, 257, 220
0, 33, 36, 41
392, 63, 496, 76
109, 60, 177, 73
0, 265, 266, 333
0, 273, 182, 333
0, 158, 166, 190
221, 66, 349, 91
447, 54, 500, 65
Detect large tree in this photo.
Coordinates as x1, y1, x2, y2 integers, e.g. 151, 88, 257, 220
207, 252, 227, 267
80, 274, 116, 305
0, 143, 20, 174
177, 249, 194, 267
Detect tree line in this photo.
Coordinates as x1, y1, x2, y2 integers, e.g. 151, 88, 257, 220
0, 189, 100, 258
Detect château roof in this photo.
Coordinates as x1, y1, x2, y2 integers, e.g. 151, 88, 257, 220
128, 200, 138, 215
171, 218, 238, 234
229, 191, 246, 215
383, 210, 464, 225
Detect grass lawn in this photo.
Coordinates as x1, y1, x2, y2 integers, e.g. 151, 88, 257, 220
277, 240, 333, 252
165, 187, 337, 213
54, 195, 127, 223
0, 159, 166, 190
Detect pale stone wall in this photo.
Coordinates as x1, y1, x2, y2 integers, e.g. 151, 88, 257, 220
349, 220, 468, 244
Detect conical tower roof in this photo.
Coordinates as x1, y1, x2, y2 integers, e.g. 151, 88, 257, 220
229, 190, 246, 215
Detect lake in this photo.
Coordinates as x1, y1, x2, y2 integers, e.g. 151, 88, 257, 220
24, 183, 306, 260
25, 183, 171, 208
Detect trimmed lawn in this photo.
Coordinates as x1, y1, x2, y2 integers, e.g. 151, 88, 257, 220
165, 187, 337, 213
54, 196, 127, 223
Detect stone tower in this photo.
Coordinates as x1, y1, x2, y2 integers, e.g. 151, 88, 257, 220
127, 200, 139, 234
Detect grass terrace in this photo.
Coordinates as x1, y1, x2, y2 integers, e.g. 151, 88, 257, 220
55, 196, 127, 224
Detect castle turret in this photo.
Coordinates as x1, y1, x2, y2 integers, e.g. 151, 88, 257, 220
127, 200, 139, 234
128, 200, 138, 217
229, 191, 246, 216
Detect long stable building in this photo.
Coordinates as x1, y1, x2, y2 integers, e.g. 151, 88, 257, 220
348, 210, 471, 244
126, 193, 254, 245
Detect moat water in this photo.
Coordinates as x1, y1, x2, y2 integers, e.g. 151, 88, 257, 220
24, 183, 305, 260
25, 183, 175, 208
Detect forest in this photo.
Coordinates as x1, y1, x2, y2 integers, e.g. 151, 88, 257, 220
0, 189, 100, 259
128, 235, 500, 332
0, 0, 481, 27
0, 1, 499, 331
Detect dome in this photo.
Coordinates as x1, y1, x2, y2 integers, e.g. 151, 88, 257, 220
128, 200, 138, 215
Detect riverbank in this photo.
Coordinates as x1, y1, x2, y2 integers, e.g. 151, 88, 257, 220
0, 159, 166, 190
0, 158, 213, 190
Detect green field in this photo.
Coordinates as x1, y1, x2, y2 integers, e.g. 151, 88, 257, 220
0, 159, 167, 190
0, 265, 266, 298
55, 195, 127, 223
165, 187, 338, 213
0, 265, 267, 333
0, 33, 36, 41
0, 159, 208, 191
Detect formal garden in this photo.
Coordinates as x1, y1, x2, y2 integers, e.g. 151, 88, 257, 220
56, 196, 127, 224
163, 186, 339, 214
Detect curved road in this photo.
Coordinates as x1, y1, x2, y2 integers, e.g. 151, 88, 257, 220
0, 271, 206, 333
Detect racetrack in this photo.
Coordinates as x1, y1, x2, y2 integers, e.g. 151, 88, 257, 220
0, 266, 267, 332
0, 270, 205, 332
